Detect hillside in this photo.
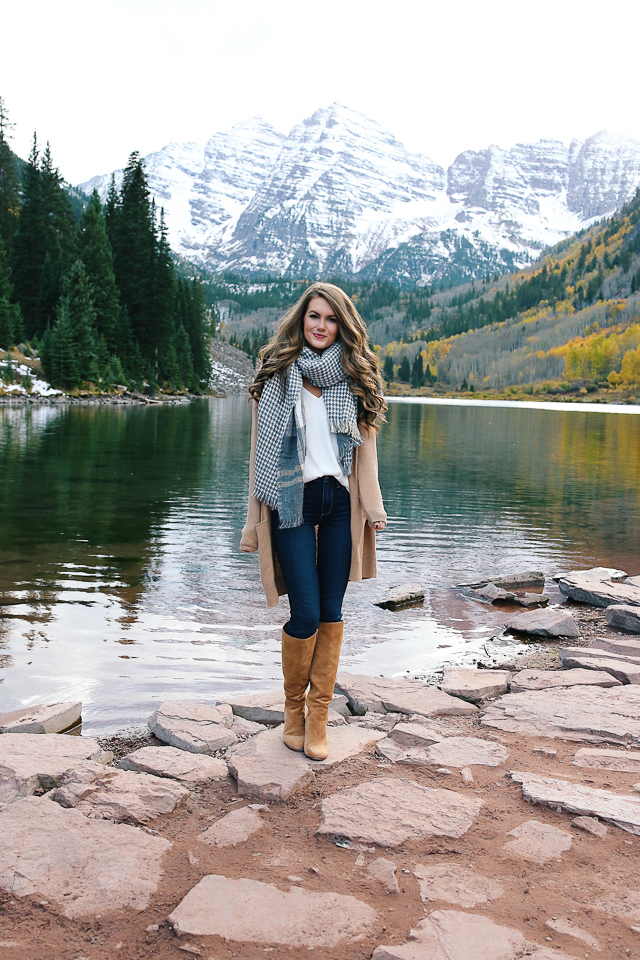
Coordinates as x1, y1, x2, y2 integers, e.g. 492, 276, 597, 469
79, 104, 640, 288
382, 188, 640, 396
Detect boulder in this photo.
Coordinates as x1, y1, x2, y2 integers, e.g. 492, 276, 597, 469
376, 735, 507, 769
0, 796, 171, 918
468, 584, 548, 607
556, 567, 640, 608
227, 727, 315, 801
51, 767, 189, 823
440, 668, 511, 704
232, 716, 265, 737
118, 745, 228, 783
421, 736, 508, 768
0, 702, 82, 734
505, 608, 579, 639
462, 571, 546, 590
371, 910, 576, 960
571, 816, 607, 839
413, 863, 503, 907
559, 647, 640, 684
367, 857, 399, 894
198, 806, 264, 847
510, 770, 640, 834
510, 668, 620, 693
329, 694, 351, 718
0, 733, 111, 804
504, 819, 573, 863
335, 674, 478, 718
316, 777, 482, 847
572, 747, 640, 773
388, 722, 443, 748
481, 685, 640, 744
148, 701, 237, 754
373, 582, 424, 610
226, 690, 285, 724
593, 635, 640, 657
605, 605, 640, 633
167, 875, 376, 947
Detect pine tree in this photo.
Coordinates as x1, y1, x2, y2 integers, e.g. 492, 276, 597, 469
57, 260, 98, 382
411, 353, 424, 388
151, 206, 176, 382
0, 98, 21, 248
0, 237, 22, 348
399, 355, 411, 382
175, 323, 195, 388
79, 192, 119, 348
383, 353, 394, 382
11, 137, 76, 337
180, 276, 211, 389
44, 307, 79, 387
109, 152, 155, 359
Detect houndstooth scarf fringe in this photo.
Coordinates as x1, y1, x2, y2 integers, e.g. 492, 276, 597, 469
254, 342, 362, 528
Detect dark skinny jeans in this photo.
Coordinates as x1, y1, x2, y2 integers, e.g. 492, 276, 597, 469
271, 476, 352, 639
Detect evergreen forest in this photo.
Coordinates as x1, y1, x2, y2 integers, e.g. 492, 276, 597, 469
0, 98, 212, 393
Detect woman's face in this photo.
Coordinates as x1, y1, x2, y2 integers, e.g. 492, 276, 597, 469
303, 297, 339, 352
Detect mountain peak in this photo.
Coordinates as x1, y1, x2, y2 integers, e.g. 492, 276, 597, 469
78, 107, 640, 284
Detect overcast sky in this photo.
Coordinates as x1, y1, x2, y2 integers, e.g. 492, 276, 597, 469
2, 0, 639, 185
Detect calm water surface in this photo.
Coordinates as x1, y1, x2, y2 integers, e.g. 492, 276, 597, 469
1, 397, 639, 734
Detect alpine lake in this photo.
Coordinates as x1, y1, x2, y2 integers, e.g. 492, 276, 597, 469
1, 395, 639, 735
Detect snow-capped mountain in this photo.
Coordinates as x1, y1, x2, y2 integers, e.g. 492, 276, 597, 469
79, 105, 640, 285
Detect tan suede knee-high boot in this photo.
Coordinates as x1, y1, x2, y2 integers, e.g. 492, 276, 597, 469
281, 628, 317, 751
304, 620, 343, 760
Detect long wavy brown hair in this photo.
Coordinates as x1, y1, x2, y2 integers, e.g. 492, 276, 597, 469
249, 281, 387, 430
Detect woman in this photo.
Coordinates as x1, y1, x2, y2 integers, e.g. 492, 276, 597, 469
241, 281, 387, 760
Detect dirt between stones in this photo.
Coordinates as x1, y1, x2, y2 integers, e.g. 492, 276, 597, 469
3, 713, 640, 960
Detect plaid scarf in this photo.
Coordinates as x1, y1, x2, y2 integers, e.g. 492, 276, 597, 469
254, 342, 362, 529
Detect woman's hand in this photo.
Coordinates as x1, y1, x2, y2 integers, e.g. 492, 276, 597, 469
372, 520, 386, 531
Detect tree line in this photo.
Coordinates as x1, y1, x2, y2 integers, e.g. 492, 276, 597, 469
0, 98, 212, 392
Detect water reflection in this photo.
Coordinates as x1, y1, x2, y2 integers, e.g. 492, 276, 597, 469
1, 397, 639, 733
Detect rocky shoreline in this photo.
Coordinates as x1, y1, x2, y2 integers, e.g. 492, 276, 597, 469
2, 566, 640, 959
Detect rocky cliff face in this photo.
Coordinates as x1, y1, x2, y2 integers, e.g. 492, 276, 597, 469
80, 105, 640, 285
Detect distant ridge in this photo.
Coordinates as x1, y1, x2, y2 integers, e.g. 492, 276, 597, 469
79, 105, 640, 286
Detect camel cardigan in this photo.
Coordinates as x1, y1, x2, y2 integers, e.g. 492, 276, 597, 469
240, 399, 387, 607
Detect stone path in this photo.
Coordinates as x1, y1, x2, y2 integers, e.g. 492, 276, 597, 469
371, 910, 577, 960
510, 771, 640, 834
335, 674, 478, 717
149, 701, 237, 753
52, 767, 189, 824
557, 566, 640, 607
509, 668, 620, 692
0, 796, 171, 918
198, 805, 265, 847
504, 819, 573, 863
118, 745, 228, 783
376, 735, 508, 768
481, 685, 640, 744
0, 701, 82, 734
559, 646, 640, 684
167, 875, 377, 947
440, 668, 511, 703
572, 747, 640, 773
317, 777, 483, 846
413, 863, 504, 907
606, 604, 640, 633
0, 733, 111, 804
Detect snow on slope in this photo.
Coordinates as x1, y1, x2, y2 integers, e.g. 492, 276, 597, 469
79, 105, 640, 283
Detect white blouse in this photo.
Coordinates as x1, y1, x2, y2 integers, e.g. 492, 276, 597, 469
295, 387, 349, 489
